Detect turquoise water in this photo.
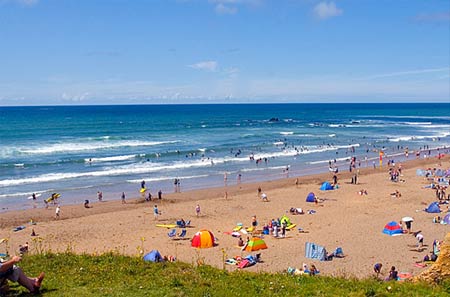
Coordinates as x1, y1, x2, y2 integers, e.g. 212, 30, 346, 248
1, 103, 449, 210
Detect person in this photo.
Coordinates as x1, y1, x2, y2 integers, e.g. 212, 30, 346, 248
416, 232, 424, 249
295, 178, 299, 187
84, 200, 91, 208
141, 180, 146, 189
153, 205, 159, 220
387, 266, 398, 281
237, 236, 244, 247
404, 220, 412, 233
281, 221, 287, 238
30, 229, 36, 237
374, 263, 382, 277
251, 215, 258, 228
257, 186, 262, 197
261, 193, 269, 202
309, 264, 318, 276
158, 190, 162, 200
121, 192, 126, 204
146, 192, 152, 202
97, 191, 103, 202
195, 204, 201, 217
31, 193, 36, 201
55, 205, 61, 219
18, 242, 29, 255
0, 255, 45, 293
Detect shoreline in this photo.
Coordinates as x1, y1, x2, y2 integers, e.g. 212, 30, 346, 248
1, 154, 449, 279
1, 152, 447, 229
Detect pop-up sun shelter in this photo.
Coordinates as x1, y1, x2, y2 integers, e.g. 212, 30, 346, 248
244, 237, 268, 252
143, 250, 164, 262
425, 202, 441, 213
191, 229, 215, 248
305, 242, 327, 261
442, 213, 450, 225
306, 192, 316, 203
320, 182, 333, 191
382, 221, 403, 236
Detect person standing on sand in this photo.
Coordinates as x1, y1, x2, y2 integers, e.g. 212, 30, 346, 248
153, 205, 159, 220
158, 190, 162, 200
257, 186, 262, 197
195, 204, 201, 217
121, 192, 126, 204
97, 191, 103, 202
55, 205, 61, 219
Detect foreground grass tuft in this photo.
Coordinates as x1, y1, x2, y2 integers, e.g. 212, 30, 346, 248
4, 253, 449, 296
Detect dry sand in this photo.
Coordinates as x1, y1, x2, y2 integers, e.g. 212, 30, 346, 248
1, 156, 449, 279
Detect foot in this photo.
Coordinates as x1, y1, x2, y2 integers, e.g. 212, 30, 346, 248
32, 272, 45, 292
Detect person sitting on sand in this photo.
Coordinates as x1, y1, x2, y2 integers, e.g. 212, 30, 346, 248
309, 264, 318, 276
237, 236, 244, 247
358, 189, 368, 196
84, 200, 91, 208
290, 207, 304, 215
0, 255, 45, 293
387, 266, 398, 281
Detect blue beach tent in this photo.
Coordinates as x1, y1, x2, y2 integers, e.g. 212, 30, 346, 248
306, 192, 316, 203
305, 242, 327, 261
143, 250, 164, 262
425, 202, 441, 213
382, 221, 403, 236
320, 182, 333, 191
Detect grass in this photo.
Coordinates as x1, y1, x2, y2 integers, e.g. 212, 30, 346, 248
4, 252, 450, 296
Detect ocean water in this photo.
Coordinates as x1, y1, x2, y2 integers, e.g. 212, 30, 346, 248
1, 103, 449, 210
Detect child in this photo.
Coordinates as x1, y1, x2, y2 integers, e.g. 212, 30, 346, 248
195, 204, 201, 217
153, 205, 159, 220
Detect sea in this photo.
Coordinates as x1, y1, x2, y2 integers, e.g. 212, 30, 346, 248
1, 103, 449, 211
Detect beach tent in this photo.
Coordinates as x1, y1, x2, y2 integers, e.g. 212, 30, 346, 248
143, 250, 164, 262
191, 229, 215, 248
425, 202, 441, 213
244, 237, 268, 252
305, 242, 327, 261
306, 192, 316, 203
320, 182, 333, 191
442, 213, 450, 225
382, 221, 403, 236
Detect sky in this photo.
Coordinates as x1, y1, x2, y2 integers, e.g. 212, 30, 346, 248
0, 0, 449, 105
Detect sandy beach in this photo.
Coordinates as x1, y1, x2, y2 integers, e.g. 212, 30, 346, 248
1, 155, 449, 279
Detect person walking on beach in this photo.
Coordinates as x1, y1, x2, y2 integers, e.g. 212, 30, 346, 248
121, 192, 126, 204
158, 190, 162, 200
195, 204, 201, 217
141, 180, 146, 189
153, 205, 159, 220
97, 191, 103, 202
55, 205, 61, 220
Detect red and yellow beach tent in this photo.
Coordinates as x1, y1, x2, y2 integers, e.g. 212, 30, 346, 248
191, 229, 215, 248
244, 237, 268, 252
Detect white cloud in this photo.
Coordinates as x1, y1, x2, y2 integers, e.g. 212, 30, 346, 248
359, 67, 450, 80
313, 1, 343, 20
215, 3, 237, 15
188, 60, 218, 72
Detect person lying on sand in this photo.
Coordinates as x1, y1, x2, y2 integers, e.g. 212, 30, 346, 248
289, 207, 304, 215
390, 190, 401, 198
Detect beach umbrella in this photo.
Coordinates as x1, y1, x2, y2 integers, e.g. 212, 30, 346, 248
402, 217, 414, 222
191, 229, 215, 248
244, 237, 268, 252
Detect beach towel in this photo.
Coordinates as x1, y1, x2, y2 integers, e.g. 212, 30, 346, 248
13, 226, 25, 232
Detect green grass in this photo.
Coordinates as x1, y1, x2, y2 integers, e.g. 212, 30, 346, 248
4, 253, 450, 296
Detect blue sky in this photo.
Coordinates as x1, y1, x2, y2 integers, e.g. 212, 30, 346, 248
0, 0, 449, 105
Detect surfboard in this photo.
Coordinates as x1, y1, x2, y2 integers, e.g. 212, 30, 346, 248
140, 188, 147, 193
286, 224, 297, 230
156, 224, 177, 228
